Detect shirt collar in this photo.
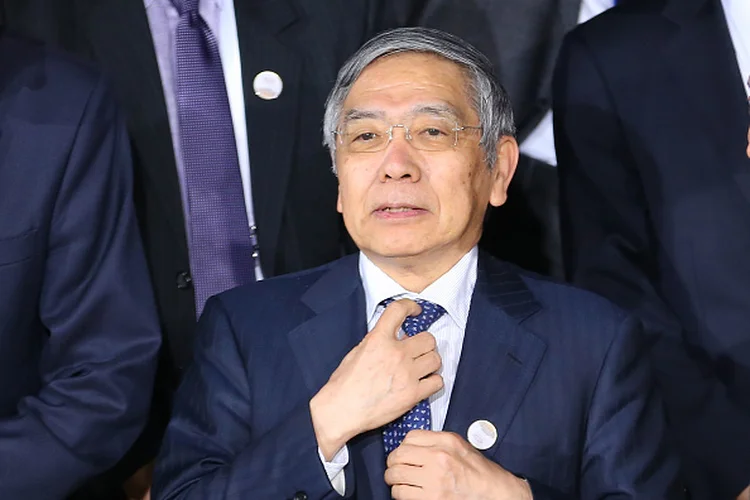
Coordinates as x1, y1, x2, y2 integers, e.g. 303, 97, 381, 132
359, 247, 478, 330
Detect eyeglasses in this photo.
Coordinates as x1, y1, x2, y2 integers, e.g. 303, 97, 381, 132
333, 115, 482, 154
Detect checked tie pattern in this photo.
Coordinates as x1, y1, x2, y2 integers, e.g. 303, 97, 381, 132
172, 0, 256, 315
381, 298, 446, 455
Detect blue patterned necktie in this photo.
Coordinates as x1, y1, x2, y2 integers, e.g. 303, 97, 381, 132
381, 298, 447, 455
172, 0, 255, 315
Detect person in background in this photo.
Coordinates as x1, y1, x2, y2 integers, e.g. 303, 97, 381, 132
153, 27, 681, 500
0, 29, 161, 500
554, 0, 750, 498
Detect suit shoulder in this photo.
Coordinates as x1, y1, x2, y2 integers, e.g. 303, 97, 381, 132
0, 34, 101, 104
517, 267, 631, 327
566, 0, 669, 54
510, 269, 641, 375
217, 258, 345, 310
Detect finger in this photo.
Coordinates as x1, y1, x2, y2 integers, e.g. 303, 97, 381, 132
374, 299, 422, 339
411, 350, 441, 379
391, 483, 424, 500
400, 429, 438, 447
403, 331, 437, 357
403, 429, 465, 450
387, 442, 434, 468
384, 463, 423, 487
416, 373, 443, 400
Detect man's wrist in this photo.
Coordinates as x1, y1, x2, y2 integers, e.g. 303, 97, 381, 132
510, 474, 534, 500
309, 391, 354, 460
513, 474, 533, 500
492, 466, 533, 500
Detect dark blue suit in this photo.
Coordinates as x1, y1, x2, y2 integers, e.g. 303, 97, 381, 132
553, 0, 750, 497
0, 34, 161, 498
154, 253, 681, 499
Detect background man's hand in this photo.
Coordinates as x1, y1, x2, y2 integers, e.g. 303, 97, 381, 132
737, 485, 750, 500
123, 462, 153, 500
310, 299, 443, 459
385, 430, 532, 500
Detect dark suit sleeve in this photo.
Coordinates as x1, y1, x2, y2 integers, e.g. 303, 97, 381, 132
580, 315, 682, 498
553, 32, 750, 496
153, 297, 341, 500
519, 315, 681, 499
0, 75, 161, 498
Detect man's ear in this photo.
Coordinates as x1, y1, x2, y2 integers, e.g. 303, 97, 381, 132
488, 136, 519, 207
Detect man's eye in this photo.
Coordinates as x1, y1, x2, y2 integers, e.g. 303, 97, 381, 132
354, 132, 378, 142
422, 127, 448, 137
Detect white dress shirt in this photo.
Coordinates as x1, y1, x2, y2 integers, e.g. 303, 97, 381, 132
722, 0, 750, 96
319, 247, 479, 495
520, 0, 616, 167
143, 0, 263, 279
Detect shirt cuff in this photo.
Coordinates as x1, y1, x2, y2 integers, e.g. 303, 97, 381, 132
318, 445, 349, 496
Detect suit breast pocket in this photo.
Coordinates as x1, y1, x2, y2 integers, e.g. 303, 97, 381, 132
0, 230, 38, 266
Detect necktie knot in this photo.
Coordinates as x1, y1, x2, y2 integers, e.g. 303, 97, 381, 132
171, 0, 199, 16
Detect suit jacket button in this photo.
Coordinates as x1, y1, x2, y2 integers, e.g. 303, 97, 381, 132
176, 271, 192, 290
292, 492, 307, 500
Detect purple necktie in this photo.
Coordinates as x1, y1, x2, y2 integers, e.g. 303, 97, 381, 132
172, 0, 255, 315
381, 298, 446, 456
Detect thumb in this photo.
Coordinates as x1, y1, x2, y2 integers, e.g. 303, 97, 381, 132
372, 298, 421, 340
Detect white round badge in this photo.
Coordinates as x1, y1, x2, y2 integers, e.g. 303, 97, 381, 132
467, 419, 498, 451
253, 70, 283, 100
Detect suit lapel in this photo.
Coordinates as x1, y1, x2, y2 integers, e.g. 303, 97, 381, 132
558, 0, 583, 34
288, 255, 364, 395
84, 0, 188, 246
661, 0, 750, 199
444, 255, 546, 461
234, 0, 302, 276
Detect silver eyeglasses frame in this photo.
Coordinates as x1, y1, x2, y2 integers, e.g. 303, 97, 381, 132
332, 120, 482, 153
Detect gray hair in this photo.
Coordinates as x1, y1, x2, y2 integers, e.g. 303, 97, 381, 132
323, 27, 515, 172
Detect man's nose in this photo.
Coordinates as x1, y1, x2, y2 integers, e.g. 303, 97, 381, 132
379, 130, 422, 182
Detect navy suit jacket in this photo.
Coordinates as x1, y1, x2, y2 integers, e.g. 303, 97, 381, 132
154, 253, 681, 499
553, 0, 750, 497
0, 34, 161, 498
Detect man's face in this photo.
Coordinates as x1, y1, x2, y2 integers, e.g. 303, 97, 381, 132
335, 53, 517, 269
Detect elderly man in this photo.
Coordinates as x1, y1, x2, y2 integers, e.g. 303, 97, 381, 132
153, 28, 681, 499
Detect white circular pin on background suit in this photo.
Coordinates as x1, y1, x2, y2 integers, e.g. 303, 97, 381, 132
467, 420, 498, 450
253, 70, 283, 100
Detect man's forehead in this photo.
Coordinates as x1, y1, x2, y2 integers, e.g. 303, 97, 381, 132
343, 53, 474, 119
341, 103, 463, 122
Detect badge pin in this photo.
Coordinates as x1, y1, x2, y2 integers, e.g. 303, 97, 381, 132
253, 70, 283, 100
467, 419, 497, 450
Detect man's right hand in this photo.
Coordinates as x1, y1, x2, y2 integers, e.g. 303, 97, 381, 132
310, 299, 443, 460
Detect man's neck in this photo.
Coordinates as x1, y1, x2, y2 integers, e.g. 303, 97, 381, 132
363, 247, 474, 293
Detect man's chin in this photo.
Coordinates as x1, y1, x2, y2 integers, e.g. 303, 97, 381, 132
360, 244, 429, 262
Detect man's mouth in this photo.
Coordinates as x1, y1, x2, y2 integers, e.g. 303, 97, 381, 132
380, 206, 418, 212
374, 204, 428, 218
